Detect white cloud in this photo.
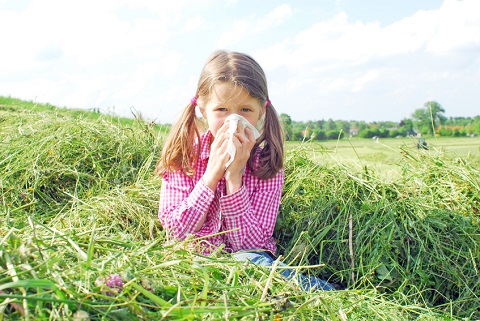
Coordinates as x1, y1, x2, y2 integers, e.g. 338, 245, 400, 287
427, 0, 480, 54
216, 19, 250, 48
258, 0, 478, 113
253, 42, 289, 71
263, 0, 479, 73
351, 69, 382, 93
286, 12, 381, 67
0, 0, 189, 119
259, 4, 293, 31
1, 0, 479, 123
183, 16, 208, 32
216, 4, 293, 48
324, 77, 348, 94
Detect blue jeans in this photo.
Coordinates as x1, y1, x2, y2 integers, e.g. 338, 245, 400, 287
232, 251, 335, 291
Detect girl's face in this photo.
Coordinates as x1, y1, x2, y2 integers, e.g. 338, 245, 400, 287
199, 82, 265, 137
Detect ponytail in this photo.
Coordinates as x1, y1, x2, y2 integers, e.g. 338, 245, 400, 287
248, 101, 284, 179
154, 101, 202, 177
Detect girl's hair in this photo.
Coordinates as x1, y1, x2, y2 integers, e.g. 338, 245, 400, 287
155, 50, 284, 179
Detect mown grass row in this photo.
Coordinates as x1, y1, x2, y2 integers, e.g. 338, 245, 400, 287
2, 218, 441, 320
276, 145, 479, 319
1, 101, 478, 319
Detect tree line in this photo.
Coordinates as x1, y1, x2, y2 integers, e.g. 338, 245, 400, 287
280, 101, 480, 141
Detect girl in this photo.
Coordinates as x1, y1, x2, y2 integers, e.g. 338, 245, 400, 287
155, 50, 334, 291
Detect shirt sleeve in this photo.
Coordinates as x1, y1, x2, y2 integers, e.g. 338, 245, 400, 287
158, 170, 216, 239
220, 169, 284, 252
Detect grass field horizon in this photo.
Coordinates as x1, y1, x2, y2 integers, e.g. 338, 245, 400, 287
286, 136, 480, 179
1, 97, 479, 320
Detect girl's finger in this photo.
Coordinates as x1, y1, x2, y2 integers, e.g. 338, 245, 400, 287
214, 122, 230, 137
236, 121, 242, 134
244, 127, 255, 141
234, 127, 254, 144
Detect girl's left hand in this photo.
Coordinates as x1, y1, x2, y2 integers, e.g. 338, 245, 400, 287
224, 122, 256, 194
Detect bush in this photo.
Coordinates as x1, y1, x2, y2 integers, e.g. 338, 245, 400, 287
325, 129, 343, 140
359, 128, 379, 138
311, 129, 326, 140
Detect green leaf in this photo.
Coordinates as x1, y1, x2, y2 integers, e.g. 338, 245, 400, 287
375, 264, 393, 281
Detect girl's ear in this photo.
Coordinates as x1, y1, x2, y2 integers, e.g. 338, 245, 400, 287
261, 104, 267, 117
256, 110, 265, 132
259, 104, 266, 120
197, 97, 206, 118
198, 104, 205, 118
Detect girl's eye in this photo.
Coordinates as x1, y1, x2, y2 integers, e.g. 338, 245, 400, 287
217, 108, 227, 111
241, 108, 251, 112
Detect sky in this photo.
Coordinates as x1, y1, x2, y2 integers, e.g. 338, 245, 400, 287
1, 0, 479, 124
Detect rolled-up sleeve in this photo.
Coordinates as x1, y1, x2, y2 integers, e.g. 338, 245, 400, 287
159, 170, 215, 239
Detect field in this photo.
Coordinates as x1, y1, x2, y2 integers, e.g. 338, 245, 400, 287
286, 137, 480, 179
1, 97, 479, 320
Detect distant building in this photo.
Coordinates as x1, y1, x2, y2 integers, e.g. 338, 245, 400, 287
441, 125, 463, 131
302, 128, 309, 139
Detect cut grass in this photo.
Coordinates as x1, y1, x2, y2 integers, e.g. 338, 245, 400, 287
0, 219, 454, 320
276, 144, 479, 319
1, 98, 478, 320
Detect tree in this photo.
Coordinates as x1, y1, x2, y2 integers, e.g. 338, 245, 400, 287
399, 118, 414, 136
426, 101, 447, 128
359, 128, 380, 138
325, 119, 336, 131
474, 116, 480, 135
326, 129, 343, 140
411, 101, 446, 135
357, 121, 368, 132
335, 120, 350, 134
315, 119, 326, 129
311, 129, 326, 140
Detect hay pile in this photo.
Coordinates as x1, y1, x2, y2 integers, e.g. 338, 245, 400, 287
276, 146, 480, 318
1, 99, 477, 319
0, 108, 162, 235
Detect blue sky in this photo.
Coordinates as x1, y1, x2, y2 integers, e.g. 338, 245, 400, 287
1, 0, 479, 123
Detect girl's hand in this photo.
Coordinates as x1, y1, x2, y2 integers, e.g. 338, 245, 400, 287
225, 122, 256, 194
202, 122, 231, 190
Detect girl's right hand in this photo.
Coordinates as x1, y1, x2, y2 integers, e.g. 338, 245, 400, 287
202, 122, 231, 190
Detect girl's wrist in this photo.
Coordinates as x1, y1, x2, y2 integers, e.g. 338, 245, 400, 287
202, 173, 220, 191
225, 171, 242, 194
226, 180, 242, 194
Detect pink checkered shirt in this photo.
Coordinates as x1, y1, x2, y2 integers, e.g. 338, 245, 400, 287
158, 131, 284, 255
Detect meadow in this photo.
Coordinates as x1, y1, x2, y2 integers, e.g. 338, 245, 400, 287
0, 97, 479, 320
286, 136, 480, 180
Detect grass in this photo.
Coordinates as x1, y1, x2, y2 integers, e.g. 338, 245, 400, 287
1, 96, 478, 320
0, 96, 170, 130
286, 136, 480, 181
277, 141, 479, 319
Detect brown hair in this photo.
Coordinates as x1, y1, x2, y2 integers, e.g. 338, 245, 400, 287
155, 50, 284, 179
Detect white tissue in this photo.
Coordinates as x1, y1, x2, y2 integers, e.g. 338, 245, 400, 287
224, 114, 260, 169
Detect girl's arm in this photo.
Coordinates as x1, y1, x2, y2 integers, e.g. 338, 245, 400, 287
220, 169, 284, 253
159, 170, 217, 239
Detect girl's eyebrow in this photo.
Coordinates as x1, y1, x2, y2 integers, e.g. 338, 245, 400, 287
209, 101, 226, 107
239, 104, 257, 109
210, 99, 257, 109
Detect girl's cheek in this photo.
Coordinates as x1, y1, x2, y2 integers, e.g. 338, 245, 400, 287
212, 120, 229, 137
210, 124, 222, 137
